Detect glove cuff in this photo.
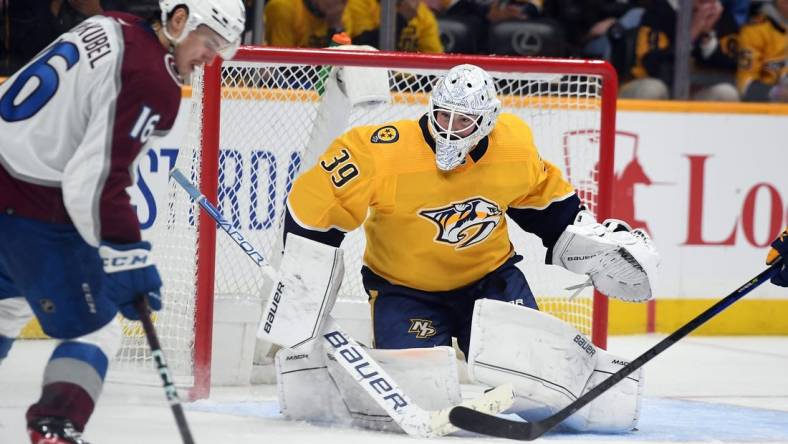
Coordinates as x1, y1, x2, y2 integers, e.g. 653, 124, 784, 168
99, 241, 155, 273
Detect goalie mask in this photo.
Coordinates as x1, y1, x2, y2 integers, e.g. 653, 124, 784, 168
428, 64, 501, 171
159, 0, 246, 60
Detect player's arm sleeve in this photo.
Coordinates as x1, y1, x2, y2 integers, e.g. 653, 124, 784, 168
507, 157, 581, 251
264, 2, 296, 46
62, 59, 179, 246
417, 5, 444, 53
284, 131, 375, 248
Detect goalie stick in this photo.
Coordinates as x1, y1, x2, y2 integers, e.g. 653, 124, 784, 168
449, 258, 784, 441
170, 168, 515, 438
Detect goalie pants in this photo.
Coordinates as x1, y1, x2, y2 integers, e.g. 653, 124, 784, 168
362, 254, 537, 357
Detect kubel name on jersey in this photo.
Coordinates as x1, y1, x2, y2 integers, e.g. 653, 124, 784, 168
72, 20, 113, 69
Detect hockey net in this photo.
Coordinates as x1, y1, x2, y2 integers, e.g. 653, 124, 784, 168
113, 47, 617, 399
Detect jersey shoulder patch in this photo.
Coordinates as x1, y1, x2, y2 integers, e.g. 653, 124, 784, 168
370, 125, 399, 144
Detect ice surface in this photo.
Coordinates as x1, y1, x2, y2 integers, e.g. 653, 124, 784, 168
2, 335, 787, 444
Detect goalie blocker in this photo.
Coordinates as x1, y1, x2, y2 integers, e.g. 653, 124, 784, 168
468, 299, 644, 432
256, 233, 344, 349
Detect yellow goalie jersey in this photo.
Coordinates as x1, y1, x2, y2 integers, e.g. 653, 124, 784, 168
286, 113, 577, 292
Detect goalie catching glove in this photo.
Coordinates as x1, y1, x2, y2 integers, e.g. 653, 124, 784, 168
553, 210, 659, 302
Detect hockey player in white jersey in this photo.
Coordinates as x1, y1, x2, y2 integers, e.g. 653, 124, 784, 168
0, 1, 244, 443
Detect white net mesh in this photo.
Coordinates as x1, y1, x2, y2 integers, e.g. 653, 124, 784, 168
113, 51, 611, 391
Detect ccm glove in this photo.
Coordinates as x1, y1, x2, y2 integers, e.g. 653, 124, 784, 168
767, 227, 787, 287
98, 241, 162, 320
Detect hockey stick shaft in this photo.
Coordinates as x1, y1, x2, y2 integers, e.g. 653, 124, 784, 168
171, 167, 513, 437
449, 259, 783, 440
134, 297, 195, 444
170, 169, 275, 277
170, 169, 440, 435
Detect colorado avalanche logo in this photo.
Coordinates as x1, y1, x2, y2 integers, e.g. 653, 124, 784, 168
419, 197, 503, 249
163, 53, 182, 85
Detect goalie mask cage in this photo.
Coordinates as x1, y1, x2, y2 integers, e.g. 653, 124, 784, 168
113, 47, 617, 400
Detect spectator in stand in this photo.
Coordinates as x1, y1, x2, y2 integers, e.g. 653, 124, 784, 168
428, 0, 547, 54
722, 0, 752, 25
544, 0, 646, 61
736, 0, 787, 101
348, 0, 444, 52
621, 0, 741, 101
1, 0, 103, 75
424, 0, 487, 52
265, 0, 353, 48
487, 0, 543, 22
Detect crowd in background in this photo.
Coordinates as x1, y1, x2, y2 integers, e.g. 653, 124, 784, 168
1, 0, 786, 102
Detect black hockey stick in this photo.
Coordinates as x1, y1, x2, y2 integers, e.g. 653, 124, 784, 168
134, 296, 196, 444
449, 258, 784, 441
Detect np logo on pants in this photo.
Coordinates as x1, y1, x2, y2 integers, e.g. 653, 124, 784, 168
408, 319, 437, 339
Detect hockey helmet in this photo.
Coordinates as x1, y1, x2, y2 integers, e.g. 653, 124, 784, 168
159, 0, 246, 60
428, 64, 501, 171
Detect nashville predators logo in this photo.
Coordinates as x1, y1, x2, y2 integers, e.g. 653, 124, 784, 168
371, 125, 399, 143
419, 197, 503, 249
408, 319, 437, 339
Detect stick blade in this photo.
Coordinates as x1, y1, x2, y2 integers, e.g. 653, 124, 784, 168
426, 383, 516, 437
449, 406, 543, 441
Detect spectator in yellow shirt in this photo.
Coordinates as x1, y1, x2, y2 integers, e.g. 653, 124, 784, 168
265, 0, 354, 48
348, 0, 444, 52
737, 0, 788, 102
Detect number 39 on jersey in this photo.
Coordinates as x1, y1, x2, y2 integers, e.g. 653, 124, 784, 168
320, 148, 359, 188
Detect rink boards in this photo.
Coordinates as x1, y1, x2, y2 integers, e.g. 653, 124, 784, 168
16, 91, 788, 337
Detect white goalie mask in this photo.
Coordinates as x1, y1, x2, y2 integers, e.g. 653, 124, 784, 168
159, 0, 246, 60
428, 64, 501, 171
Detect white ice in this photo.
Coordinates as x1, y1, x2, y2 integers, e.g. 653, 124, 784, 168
2, 335, 788, 444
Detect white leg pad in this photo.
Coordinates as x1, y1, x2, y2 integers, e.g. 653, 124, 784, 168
468, 299, 642, 432
0, 297, 34, 337
276, 349, 354, 426
569, 348, 645, 432
468, 299, 596, 419
276, 344, 461, 432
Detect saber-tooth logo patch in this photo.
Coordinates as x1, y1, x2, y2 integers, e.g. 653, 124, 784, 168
408, 319, 437, 339
419, 197, 503, 249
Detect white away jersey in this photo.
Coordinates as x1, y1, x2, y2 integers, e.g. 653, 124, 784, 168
0, 12, 181, 246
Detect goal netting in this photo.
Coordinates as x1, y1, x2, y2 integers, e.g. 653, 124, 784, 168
112, 47, 616, 399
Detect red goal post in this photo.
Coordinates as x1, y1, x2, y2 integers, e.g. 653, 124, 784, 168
115, 47, 616, 399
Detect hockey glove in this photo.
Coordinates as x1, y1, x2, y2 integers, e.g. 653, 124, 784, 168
767, 227, 787, 287
553, 211, 660, 302
98, 241, 162, 320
